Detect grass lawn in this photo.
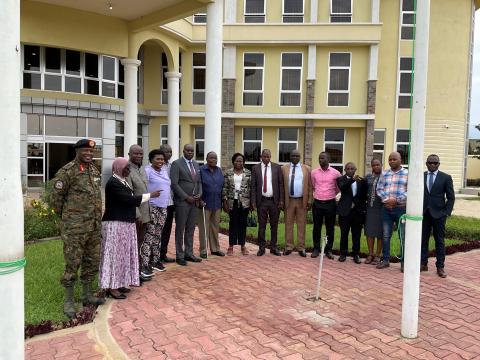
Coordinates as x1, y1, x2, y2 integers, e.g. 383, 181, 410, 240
25, 239, 99, 325
220, 223, 465, 258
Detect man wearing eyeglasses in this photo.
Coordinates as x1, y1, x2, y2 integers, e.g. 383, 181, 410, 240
421, 154, 455, 278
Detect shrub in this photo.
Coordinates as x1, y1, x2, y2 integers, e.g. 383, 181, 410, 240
24, 198, 60, 241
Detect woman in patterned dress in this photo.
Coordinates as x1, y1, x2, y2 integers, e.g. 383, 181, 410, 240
141, 149, 171, 277
99, 157, 160, 299
364, 158, 384, 264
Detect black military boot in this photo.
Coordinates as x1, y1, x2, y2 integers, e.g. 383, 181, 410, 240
64, 286, 76, 319
81, 281, 106, 306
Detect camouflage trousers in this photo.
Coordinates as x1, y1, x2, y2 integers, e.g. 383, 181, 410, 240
60, 227, 101, 287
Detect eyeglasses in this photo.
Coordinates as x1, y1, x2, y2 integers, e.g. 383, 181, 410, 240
427, 162, 439, 165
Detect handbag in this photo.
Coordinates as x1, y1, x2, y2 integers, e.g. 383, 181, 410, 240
246, 212, 257, 227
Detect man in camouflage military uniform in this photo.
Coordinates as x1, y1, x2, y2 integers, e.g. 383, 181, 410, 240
51, 139, 105, 318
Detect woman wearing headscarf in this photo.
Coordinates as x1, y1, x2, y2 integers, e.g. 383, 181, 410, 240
222, 153, 251, 256
99, 157, 160, 299
364, 158, 383, 264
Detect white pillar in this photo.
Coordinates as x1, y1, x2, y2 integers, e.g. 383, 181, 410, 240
224, 0, 236, 24
205, 0, 223, 158
371, 0, 380, 23
307, 45, 317, 80
369, 44, 379, 80
0, 1, 24, 359
166, 72, 181, 160
401, 0, 430, 339
310, 0, 318, 23
120, 58, 141, 157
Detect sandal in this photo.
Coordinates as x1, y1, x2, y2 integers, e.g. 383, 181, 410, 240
371, 256, 381, 265
241, 246, 249, 256
365, 255, 374, 264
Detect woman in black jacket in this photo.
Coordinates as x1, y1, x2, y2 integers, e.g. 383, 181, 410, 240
99, 157, 160, 299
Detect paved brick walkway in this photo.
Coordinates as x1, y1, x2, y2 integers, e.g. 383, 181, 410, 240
26, 229, 480, 359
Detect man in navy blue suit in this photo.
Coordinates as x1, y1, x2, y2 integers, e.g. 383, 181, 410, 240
421, 154, 455, 278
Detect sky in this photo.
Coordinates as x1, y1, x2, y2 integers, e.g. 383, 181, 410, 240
469, 11, 480, 139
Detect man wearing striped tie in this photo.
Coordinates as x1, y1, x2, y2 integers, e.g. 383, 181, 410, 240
281, 150, 312, 257
421, 154, 455, 278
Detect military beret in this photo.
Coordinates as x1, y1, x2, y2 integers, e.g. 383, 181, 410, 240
73, 139, 96, 149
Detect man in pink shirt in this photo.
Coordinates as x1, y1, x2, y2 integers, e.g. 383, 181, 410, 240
310, 152, 341, 259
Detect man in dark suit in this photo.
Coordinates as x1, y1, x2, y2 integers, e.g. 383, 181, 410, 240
251, 149, 284, 256
170, 144, 203, 266
336, 162, 367, 264
421, 154, 455, 278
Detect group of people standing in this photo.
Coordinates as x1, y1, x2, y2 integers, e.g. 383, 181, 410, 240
52, 138, 454, 319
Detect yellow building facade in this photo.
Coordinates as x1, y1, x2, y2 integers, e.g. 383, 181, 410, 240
19, 0, 478, 188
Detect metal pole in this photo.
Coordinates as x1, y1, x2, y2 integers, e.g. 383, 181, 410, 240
315, 236, 328, 301
0, 0, 25, 358
401, 0, 430, 339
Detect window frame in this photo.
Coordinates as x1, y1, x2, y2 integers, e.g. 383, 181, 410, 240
279, 52, 303, 107
323, 128, 345, 171
330, 0, 353, 23
194, 125, 205, 164
395, 129, 410, 167
327, 52, 351, 107
193, 13, 207, 23
400, 0, 416, 40
244, 0, 266, 23
277, 128, 299, 164
192, 52, 206, 105
101, 55, 117, 98
160, 124, 169, 145
282, 0, 304, 23
373, 128, 385, 164
397, 56, 414, 109
242, 52, 265, 107
242, 127, 263, 165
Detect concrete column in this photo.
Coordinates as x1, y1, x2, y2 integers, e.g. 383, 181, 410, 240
165, 72, 181, 160
365, 45, 379, 174
371, 0, 380, 23
0, 1, 24, 359
305, 45, 316, 166
310, 0, 318, 23
304, 120, 314, 167
121, 58, 141, 157
205, 0, 223, 158
224, 0, 236, 23
221, 119, 235, 169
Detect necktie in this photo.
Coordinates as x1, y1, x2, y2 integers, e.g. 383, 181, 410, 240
263, 164, 268, 193
428, 172, 434, 192
189, 161, 195, 177
290, 164, 296, 196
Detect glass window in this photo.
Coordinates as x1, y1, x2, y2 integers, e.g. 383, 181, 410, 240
193, 13, 207, 23
45, 116, 77, 136
243, 53, 264, 106
102, 82, 115, 98
115, 136, 124, 157
45, 47, 61, 73
24, 45, 40, 71
401, 0, 416, 40
88, 118, 102, 138
280, 53, 302, 106
278, 128, 299, 163
84, 53, 99, 78
328, 53, 351, 107
193, 53, 206, 105
115, 120, 124, 134
194, 126, 205, 162
65, 77, 81, 93
27, 143, 44, 157
373, 129, 385, 164
324, 128, 345, 170
66, 50, 81, 76
23, 73, 41, 89
102, 56, 116, 81
245, 0, 265, 23
84, 79, 99, 95
44, 74, 62, 91
398, 57, 414, 109
330, 0, 352, 23
396, 129, 410, 166
161, 53, 168, 104
283, 0, 304, 22
243, 128, 262, 163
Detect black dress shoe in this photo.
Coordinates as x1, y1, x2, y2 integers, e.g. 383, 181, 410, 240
211, 251, 225, 257
200, 253, 207, 259
257, 248, 265, 256
311, 249, 320, 258
270, 249, 282, 256
299, 250, 307, 257
353, 255, 361, 264
118, 287, 131, 293
283, 249, 292, 256
338, 255, 346, 262
160, 256, 176, 263
176, 259, 187, 266
185, 255, 202, 263
437, 268, 447, 278
325, 251, 334, 260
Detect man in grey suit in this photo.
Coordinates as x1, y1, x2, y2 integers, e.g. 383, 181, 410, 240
170, 144, 203, 266
125, 144, 153, 281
